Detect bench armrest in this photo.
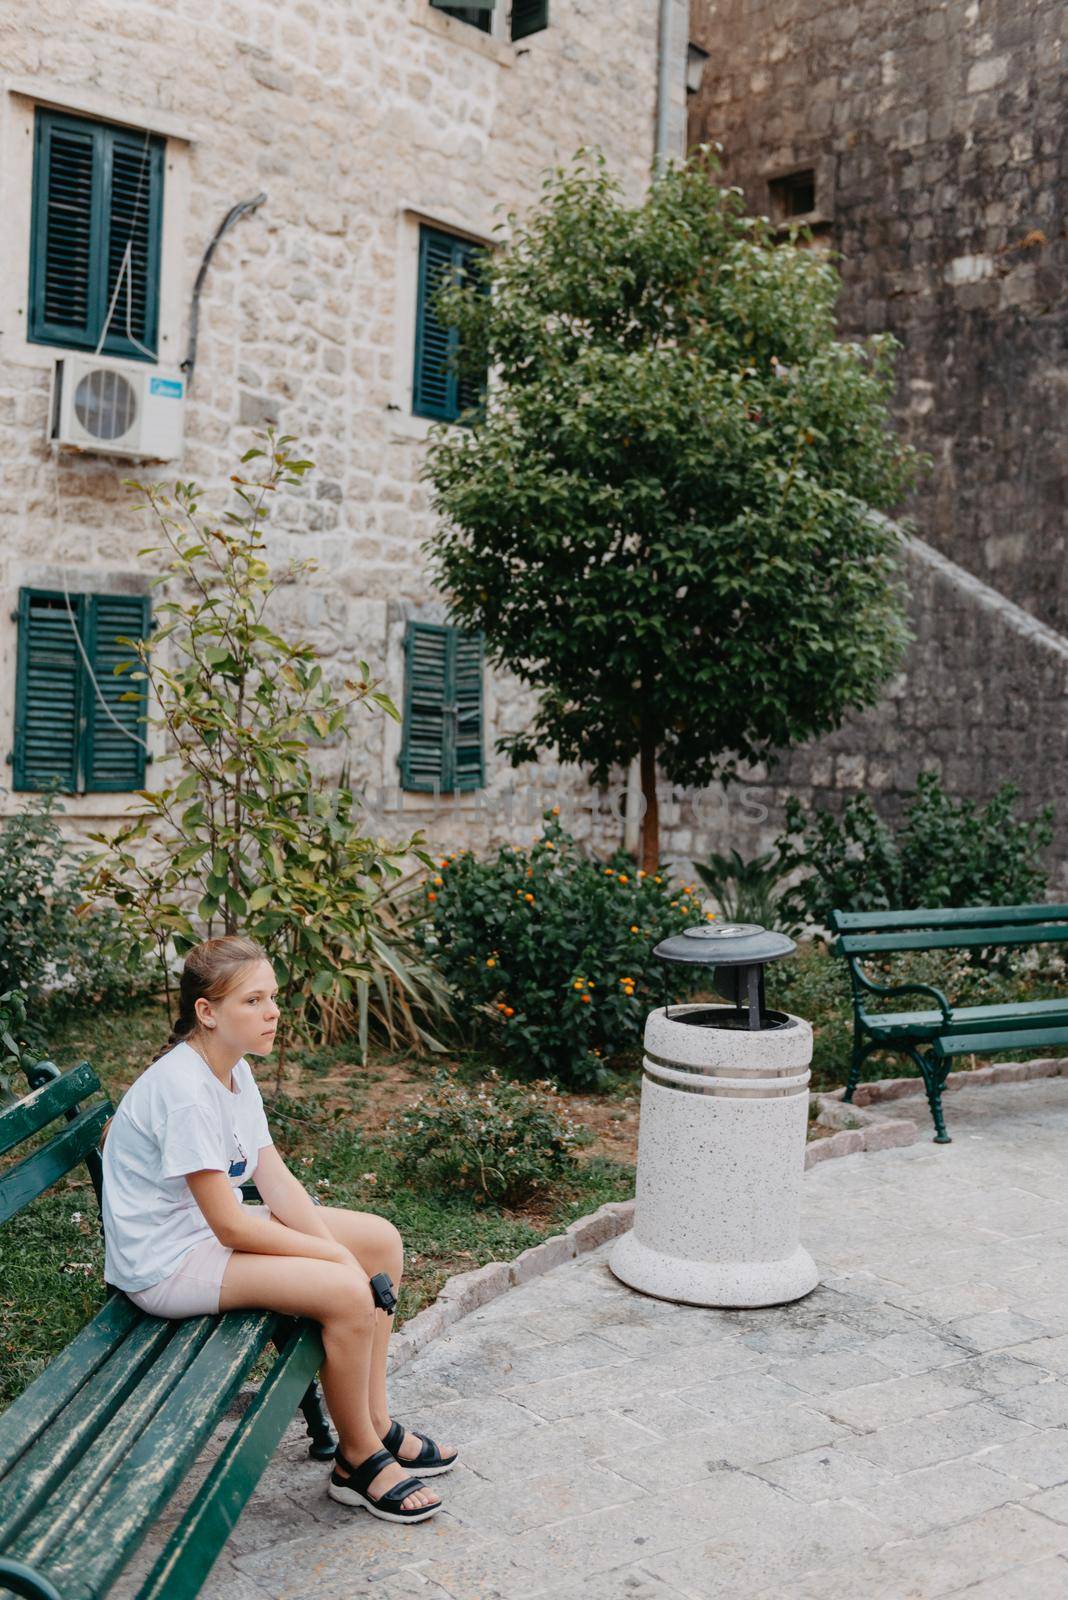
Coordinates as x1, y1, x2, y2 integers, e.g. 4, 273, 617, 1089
849, 963, 953, 1026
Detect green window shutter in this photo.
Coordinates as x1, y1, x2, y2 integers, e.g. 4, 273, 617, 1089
12, 590, 85, 793
11, 588, 150, 794
399, 623, 485, 793
453, 630, 485, 792
511, 0, 548, 40
413, 227, 485, 423
400, 623, 450, 792
29, 110, 163, 362
432, 0, 495, 29
83, 593, 150, 792
103, 127, 164, 360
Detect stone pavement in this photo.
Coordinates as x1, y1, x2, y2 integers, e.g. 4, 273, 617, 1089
118, 1078, 1068, 1598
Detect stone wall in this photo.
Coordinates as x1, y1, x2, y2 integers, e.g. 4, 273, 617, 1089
688, 0, 1068, 633
657, 533, 1068, 896
0, 0, 687, 854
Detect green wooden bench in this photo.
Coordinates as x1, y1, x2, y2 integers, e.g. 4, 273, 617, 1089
0, 1059, 336, 1600
830, 903, 1068, 1144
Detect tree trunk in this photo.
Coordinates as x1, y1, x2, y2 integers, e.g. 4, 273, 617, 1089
639, 729, 659, 874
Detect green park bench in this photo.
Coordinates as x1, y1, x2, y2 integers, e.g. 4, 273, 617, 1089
830, 903, 1068, 1144
0, 1059, 336, 1600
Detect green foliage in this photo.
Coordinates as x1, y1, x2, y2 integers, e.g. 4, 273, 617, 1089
424, 150, 920, 865
388, 1068, 585, 1205
777, 772, 1054, 927
83, 436, 446, 1065
417, 812, 703, 1086
693, 847, 790, 928
0, 795, 154, 1023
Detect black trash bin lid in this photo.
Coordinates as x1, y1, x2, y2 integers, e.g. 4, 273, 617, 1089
653, 922, 796, 968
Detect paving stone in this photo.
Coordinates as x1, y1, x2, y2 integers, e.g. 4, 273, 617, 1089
981, 1428, 1068, 1490
810, 1366, 980, 1430
765, 1503, 1068, 1600
948, 1308, 1062, 1352
949, 1350, 1056, 1396
843, 1455, 1029, 1536
773, 1348, 900, 1394
459, 1409, 659, 1484
943, 1555, 1068, 1599
674, 1371, 809, 1423
527, 1566, 684, 1600
607, 1406, 850, 1490
835, 1399, 1037, 1472
993, 1378, 1068, 1427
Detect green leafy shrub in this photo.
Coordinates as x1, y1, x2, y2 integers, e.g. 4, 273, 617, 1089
777, 772, 1054, 928
417, 813, 703, 1087
84, 436, 446, 1071
693, 848, 790, 928
388, 1068, 584, 1205
0, 795, 155, 1018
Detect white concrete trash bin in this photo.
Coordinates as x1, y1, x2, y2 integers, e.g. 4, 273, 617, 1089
610, 924, 819, 1308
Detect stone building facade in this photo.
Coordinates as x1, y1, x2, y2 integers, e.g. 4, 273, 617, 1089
685, 0, 1068, 890
0, 0, 687, 857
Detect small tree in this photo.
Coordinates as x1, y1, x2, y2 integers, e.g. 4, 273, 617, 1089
86, 437, 445, 1074
425, 151, 920, 870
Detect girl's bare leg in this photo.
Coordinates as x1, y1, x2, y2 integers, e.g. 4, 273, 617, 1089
316, 1206, 455, 1464
218, 1251, 439, 1511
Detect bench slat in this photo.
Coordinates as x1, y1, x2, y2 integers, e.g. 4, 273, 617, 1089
40, 1313, 279, 1600
1, 1315, 183, 1549
839, 922, 1068, 958
138, 1321, 324, 1600
832, 903, 1068, 933
12, 1318, 216, 1568
934, 1026, 1068, 1059
0, 1064, 101, 1159
862, 997, 1068, 1039
0, 1296, 139, 1482
0, 1105, 112, 1226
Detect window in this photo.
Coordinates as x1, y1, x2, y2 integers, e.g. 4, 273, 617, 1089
433, 2, 493, 32
429, 0, 549, 40
11, 589, 151, 793
413, 226, 485, 422
399, 622, 484, 794
768, 169, 817, 223
29, 109, 164, 361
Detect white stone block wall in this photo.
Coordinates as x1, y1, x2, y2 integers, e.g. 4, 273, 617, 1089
0, 0, 688, 863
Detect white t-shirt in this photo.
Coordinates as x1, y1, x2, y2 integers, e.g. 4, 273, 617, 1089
101, 1041, 274, 1293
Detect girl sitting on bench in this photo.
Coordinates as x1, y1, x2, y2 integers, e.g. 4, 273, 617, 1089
101, 934, 455, 1524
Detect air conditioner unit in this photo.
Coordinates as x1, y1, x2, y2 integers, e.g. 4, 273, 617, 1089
49, 354, 185, 461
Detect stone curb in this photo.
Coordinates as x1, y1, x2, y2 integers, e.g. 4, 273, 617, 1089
806, 1094, 921, 1166
828, 1054, 1068, 1109
386, 1198, 636, 1374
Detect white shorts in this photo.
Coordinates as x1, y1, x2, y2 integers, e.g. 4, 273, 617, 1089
126, 1204, 271, 1319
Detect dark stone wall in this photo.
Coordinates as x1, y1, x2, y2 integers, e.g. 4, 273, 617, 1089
688, 0, 1068, 633
679, 539, 1068, 896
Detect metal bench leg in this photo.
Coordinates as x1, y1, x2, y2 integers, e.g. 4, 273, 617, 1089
843, 1035, 878, 1103
297, 1378, 337, 1460
270, 1325, 336, 1458
905, 1046, 951, 1144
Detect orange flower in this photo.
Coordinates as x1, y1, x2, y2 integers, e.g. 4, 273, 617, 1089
427, 891, 437, 902
630, 924, 639, 933
503, 1006, 515, 1017
524, 892, 535, 904
486, 957, 496, 968
581, 994, 592, 1004
618, 873, 629, 884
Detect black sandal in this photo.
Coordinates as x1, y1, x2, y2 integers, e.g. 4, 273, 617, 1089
328, 1446, 440, 1522
381, 1418, 459, 1477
